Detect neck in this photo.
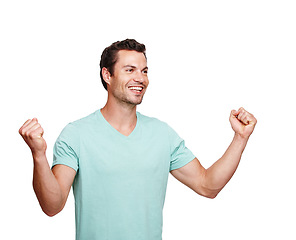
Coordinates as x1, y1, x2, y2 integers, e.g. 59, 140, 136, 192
101, 98, 138, 136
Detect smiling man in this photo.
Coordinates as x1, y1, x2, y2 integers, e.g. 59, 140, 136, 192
19, 39, 257, 240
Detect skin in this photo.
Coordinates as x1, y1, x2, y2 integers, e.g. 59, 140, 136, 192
19, 118, 76, 216
19, 49, 257, 216
100, 50, 149, 136
171, 110, 256, 198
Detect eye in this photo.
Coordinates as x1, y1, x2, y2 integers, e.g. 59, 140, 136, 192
126, 68, 133, 73
142, 69, 148, 74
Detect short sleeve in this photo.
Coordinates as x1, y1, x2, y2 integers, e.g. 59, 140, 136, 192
167, 124, 195, 171
52, 123, 80, 171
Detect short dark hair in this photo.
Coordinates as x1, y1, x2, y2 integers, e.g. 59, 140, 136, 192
99, 39, 146, 90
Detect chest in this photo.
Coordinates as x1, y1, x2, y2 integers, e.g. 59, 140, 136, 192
77, 130, 171, 181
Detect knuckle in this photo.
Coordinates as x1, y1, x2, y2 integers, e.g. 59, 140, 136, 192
28, 133, 35, 140
21, 130, 27, 137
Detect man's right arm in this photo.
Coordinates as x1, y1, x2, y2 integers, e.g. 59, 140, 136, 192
19, 118, 76, 216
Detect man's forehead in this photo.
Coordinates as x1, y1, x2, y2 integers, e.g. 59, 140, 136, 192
117, 50, 147, 66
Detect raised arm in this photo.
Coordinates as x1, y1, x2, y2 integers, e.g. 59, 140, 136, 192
19, 118, 76, 216
170, 107, 257, 198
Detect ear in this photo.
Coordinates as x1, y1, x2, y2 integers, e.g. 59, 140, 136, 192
102, 67, 112, 86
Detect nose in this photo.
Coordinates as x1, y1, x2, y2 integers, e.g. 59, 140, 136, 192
134, 70, 145, 83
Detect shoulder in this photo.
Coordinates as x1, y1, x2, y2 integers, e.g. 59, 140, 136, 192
70, 110, 99, 127
137, 112, 168, 128
63, 110, 101, 134
59, 110, 99, 137
137, 112, 173, 136
138, 112, 183, 139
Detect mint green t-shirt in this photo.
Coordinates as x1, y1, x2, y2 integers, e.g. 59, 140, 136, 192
53, 110, 195, 240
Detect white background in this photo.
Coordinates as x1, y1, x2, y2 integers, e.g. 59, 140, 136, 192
1, 0, 295, 239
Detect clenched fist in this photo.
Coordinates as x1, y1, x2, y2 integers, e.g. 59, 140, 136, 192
229, 107, 257, 139
19, 118, 47, 157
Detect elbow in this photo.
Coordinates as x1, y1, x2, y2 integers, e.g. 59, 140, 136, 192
199, 177, 222, 199
45, 212, 57, 217
205, 192, 218, 199
43, 207, 62, 217
33, 187, 64, 217
36, 200, 63, 217
37, 196, 64, 217
198, 188, 220, 199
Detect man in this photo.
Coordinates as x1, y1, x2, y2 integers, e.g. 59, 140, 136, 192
19, 39, 257, 240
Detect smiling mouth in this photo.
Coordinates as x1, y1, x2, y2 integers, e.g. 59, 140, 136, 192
128, 86, 144, 93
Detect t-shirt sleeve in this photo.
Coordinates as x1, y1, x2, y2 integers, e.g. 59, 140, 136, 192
52, 123, 79, 172
167, 124, 195, 171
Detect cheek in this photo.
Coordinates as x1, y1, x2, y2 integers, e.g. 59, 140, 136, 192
112, 77, 127, 89
145, 78, 149, 87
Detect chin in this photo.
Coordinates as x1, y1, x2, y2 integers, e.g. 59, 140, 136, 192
131, 99, 143, 106
126, 97, 144, 106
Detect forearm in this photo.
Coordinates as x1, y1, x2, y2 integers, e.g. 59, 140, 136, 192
204, 134, 248, 194
32, 153, 64, 216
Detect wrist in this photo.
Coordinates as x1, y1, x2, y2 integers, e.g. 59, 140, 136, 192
233, 133, 249, 145
31, 150, 47, 163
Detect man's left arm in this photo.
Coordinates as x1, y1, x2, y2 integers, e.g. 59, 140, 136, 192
170, 107, 257, 199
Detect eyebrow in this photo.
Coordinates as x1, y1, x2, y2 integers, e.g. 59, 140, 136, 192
123, 65, 148, 71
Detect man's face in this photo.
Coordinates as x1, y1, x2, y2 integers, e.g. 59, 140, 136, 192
108, 50, 149, 106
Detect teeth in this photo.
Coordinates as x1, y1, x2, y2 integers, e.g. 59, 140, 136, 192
129, 86, 143, 91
